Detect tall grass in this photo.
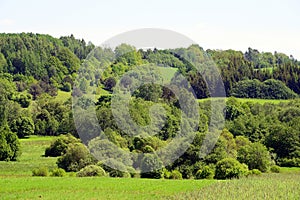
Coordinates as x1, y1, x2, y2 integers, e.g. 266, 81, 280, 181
170, 173, 300, 200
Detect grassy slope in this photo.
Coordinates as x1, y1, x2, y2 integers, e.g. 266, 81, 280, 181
55, 90, 71, 102
157, 67, 178, 84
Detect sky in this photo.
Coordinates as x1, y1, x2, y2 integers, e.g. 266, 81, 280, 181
0, 0, 299, 58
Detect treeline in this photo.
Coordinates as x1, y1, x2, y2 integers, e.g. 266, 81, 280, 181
0, 33, 94, 96
0, 33, 299, 100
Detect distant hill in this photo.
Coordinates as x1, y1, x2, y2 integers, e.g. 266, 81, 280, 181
0, 33, 299, 99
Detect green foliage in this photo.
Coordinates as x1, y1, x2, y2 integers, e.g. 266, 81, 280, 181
1, 33, 300, 97
88, 138, 133, 167
231, 79, 298, 99
277, 158, 300, 167
169, 170, 183, 180
249, 169, 262, 176
100, 159, 131, 178
29, 83, 43, 100
33, 97, 74, 136
61, 82, 72, 92
79, 78, 89, 93
11, 116, 35, 138
1, 33, 300, 183
162, 168, 171, 179
103, 128, 128, 149
195, 166, 215, 179
57, 47, 80, 75
133, 83, 162, 102
140, 154, 163, 179
270, 165, 281, 173
0, 77, 16, 100
77, 165, 106, 177
0, 126, 21, 161
237, 142, 271, 172
0, 53, 7, 72
214, 158, 248, 179
32, 166, 49, 177
104, 77, 116, 92
114, 43, 143, 66
15, 93, 31, 108
45, 134, 80, 157
50, 168, 67, 177
203, 129, 237, 164
60, 34, 95, 60
265, 124, 299, 159
57, 143, 95, 172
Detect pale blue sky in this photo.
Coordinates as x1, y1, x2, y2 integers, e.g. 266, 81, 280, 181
0, 0, 299, 58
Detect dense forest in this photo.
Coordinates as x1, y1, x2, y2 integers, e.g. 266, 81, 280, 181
0, 33, 299, 179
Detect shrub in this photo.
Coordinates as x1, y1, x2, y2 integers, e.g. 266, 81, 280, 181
270, 165, 281, 173
126, 166, 137, 178
277, 158, 300, 167
237, 142, 271, 172
214, 158, 248, 179
163, 168, 171, 179
195, 166, 214, 179
32, 167, 49, 177
50, 168, 67, 177
142, 145, 155, 153
11, 116, 35, 138
249, 169, 262, 176
77, 165, 106, 177
57, 143, 95, 172
177, 165, 194, 179
122, 172, 131, 178
100, 159, 132, 178
169, 170, 183, 180
140, 154, 163, 179
45, 134, 80, 157
61, 82, 72, 92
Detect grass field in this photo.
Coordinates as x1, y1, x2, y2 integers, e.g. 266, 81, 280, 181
157, 67, 178, 84
55, 90, 71, 102
1, 136, 299, 199
171, 173, 300, 200
0, 177, 214, 200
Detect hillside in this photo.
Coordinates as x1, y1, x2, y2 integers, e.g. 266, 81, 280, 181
0, 33, 299, 99
0, 33, 299, 182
